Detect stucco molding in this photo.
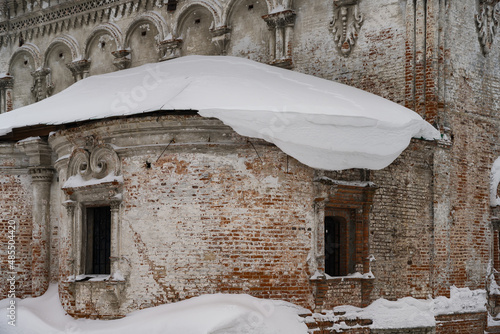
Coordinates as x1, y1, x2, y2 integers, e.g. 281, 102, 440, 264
476, 0, 500, 55
330, 0, 363, 57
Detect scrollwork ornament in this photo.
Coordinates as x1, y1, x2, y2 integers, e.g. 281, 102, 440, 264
67, 148, 91, 178
67, 144, 120, 181
90, 145, 121, 179
330, 0, 364, 57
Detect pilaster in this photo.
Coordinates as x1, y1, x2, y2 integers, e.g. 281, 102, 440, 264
17, 137, 54, 297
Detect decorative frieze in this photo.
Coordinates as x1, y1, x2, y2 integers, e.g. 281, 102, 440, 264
330, 0, 364, 57
476, 0, 500, 55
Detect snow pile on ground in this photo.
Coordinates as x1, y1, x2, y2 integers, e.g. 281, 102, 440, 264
317, 286, 487, 330
0, 284, 308, 334
0, 56, 439, 171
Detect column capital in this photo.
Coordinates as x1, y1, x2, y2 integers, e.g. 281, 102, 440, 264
262, 10, 296, 29
66, 59, 91, 81
0, 75, 14, 89
28, 167, 55, 183
158, 38, 183, 61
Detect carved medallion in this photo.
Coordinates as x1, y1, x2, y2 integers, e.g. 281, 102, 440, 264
330, 0, 363, 57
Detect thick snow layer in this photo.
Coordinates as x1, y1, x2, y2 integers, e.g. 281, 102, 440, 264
319, 286, 486, 329
0, 284, 309, 334
0, 56, 440, 170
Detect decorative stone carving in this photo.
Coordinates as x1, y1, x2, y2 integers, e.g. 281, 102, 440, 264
211, 26, 231, 55
0, 75, 13, 113
330, 0, 364, 57
476, 0, 500, 55
67, 59, 91, 82
28, 167, 55, 183
30, 67, 51, 102
262, 9, 296, 69
67, 144, 121, 181
112, 49, 131, 70
158, 38, 183, 61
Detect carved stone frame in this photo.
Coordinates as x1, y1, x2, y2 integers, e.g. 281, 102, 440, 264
62, 144, 125, 281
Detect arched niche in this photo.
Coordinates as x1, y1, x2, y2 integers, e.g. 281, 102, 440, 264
226, 0, 270, 62
44, 42, 75, 95
9, 46, 39, 109
84, 24, 123, 76
177, 5, 217, 56
125, 20, 161, 67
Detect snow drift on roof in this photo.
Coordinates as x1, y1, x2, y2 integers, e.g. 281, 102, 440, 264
0, 55, 440, 170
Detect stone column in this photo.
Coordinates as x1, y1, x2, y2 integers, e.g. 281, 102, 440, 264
0, 75, 13, 113
62, 200, 76, 279
110, 201, 121, 277
31, 68, 51, 102
262, 9, 296, 69
17, 138, 54, 297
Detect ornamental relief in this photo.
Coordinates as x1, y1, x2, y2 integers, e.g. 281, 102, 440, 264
330, 0, 364, 57
476, 0, 500, 55
67, 144, 121, 182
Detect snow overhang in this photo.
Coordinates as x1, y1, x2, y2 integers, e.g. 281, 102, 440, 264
0, 55, 440, 171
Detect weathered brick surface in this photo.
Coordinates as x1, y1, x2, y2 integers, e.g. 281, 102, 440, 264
435, 312, 487, 334
0, 0, 495, 331
0, 144, 33, 299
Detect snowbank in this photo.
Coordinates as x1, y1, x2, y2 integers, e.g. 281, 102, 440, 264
0, 56, 439, 171
0, 284, 309, 334
311, 286, 487, 330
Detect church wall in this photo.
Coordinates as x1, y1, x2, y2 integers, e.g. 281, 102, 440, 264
0, 0, 497, 331
44, 114, 439, 317
0, 143, 33, 299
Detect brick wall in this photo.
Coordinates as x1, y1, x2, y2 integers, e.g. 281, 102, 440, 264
0, 144, 33, 299
435, 312, 487, 334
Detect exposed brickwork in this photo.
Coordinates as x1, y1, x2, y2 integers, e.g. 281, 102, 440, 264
0, 0, 496, 332
0, 173, 33, 299
435, 312, 487, 334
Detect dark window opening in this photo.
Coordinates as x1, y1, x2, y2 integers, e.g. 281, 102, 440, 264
141, 30, 147, 36
85, 206, 111, 275
195, 18, 201, 24
325, 215, 355, 276
167, 0, 178, 12
248, 4, 254, 10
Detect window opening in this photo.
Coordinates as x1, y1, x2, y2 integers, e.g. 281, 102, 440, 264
324, 215, 355, 276
85, 206, 111, 275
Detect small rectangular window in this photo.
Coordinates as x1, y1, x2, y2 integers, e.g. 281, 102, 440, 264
85, 206, 111, 275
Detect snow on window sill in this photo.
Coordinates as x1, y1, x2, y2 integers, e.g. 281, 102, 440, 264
309, 271, 375, 281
